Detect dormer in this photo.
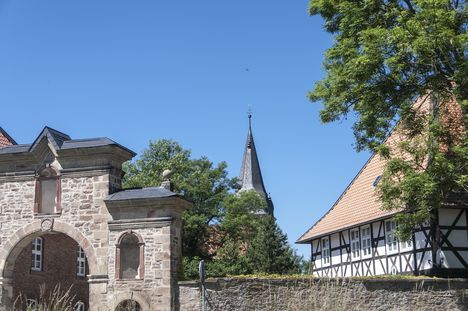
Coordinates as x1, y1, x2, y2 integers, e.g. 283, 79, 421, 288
0, 126, 136, 193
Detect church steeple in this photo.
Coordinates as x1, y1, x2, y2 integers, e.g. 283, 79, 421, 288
239, 113, 274, 215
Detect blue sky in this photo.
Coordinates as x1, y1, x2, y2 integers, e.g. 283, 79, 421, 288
0, 0, 371, 258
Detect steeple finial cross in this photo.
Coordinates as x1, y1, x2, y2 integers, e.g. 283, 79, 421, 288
247, 106, 252, 129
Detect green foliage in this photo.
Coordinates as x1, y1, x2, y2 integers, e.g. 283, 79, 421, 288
123, 139, 234, 258
125, 141, 303, 278
309, 0, 467, 149
246, 215, 303, 275
377, 122, 468, 239
309, 0, 467, 236
219, 191, 267, 242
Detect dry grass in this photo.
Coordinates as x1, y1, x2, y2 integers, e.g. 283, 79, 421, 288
13, 284, 76, 311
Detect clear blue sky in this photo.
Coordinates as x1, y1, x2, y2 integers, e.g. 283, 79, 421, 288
0, 0, 371, 258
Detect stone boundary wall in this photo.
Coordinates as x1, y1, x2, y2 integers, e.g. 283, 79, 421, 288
178, 277, 468, 311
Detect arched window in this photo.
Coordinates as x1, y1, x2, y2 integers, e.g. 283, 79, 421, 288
34, 166, 61, 214
115, 231, 144, 280
31, 237, 43, 271
116, 300, 141, 311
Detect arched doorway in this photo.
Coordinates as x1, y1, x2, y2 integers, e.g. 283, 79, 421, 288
0, 220, 100, 310
8, 233, 89, 310
116, 299, 141, 311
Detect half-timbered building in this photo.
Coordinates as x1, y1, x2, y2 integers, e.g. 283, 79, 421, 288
297, 97, 468, 278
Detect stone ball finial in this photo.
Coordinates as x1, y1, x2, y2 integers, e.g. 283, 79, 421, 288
162, 169, 173, 180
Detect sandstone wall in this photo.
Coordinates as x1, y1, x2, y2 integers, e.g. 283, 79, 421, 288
179, 277, 468, 311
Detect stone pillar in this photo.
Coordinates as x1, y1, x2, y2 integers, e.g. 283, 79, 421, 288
88, 275, 109, 311
0, 277, 13, 311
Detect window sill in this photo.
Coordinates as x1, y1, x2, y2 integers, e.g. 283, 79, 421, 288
30, 270, 45, 275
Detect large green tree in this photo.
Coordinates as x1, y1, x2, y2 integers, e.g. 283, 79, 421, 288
123, 139, 234, 258
309, 0, 467, 237
183, 191, 303, 278
246, 215, 302, 275
125, 140, 303, 278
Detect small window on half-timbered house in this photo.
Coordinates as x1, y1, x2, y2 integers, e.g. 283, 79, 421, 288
386, 220, 398, 253
350, 229, 360, 259
322, 238, 330, 265
361, 226, 371, 257
400, 238, 412, 251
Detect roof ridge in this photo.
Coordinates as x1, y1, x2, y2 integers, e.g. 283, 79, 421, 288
64, 137, 109, 143
43, 126, 71, 140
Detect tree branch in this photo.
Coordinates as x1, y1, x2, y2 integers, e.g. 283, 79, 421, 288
402, 0, 415, 13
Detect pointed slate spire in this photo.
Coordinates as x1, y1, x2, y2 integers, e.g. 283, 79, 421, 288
239, 113, 274, 215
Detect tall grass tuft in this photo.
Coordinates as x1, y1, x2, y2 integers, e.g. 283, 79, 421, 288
13, 284, 77, 311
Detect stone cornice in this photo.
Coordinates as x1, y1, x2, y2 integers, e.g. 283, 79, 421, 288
104, 196, 192, 211
87, 274, 110, 284
108, 217, 173, 230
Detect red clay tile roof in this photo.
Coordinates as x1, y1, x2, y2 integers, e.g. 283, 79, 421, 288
296, 140, 398, 243
0, 128, 16, 148
297, 96, 439, 243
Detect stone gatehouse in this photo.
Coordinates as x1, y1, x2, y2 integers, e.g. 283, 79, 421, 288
0, 127, 191, 311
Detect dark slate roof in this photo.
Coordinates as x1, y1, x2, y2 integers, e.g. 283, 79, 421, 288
30, 127, 71, 151
0, 144, 31, 154
61, 138, 136, 155
106, 187, 177, 201
238, 115, 274, 215
239, 116, 268, 196
0, 126, 136, 156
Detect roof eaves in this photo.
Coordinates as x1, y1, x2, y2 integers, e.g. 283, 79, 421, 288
0, 144, 31, 155
296, 151, 378, 244
296, 213, 398, 244
61, 137, 136, 157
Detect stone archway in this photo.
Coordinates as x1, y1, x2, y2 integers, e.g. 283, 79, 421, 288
12, 233, 89, 310
112, 292, 150, 311
0, 220, 99, 278
0, 220, 101, 310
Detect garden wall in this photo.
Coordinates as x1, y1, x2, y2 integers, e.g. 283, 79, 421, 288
178, 277, 468, 311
